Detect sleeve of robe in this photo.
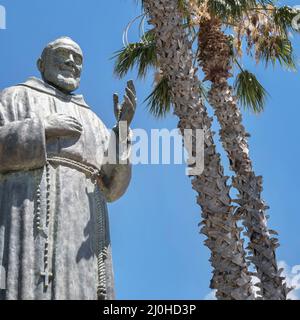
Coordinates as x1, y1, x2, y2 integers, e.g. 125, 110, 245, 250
0, 87, 47, 173
99, 124, 132, 203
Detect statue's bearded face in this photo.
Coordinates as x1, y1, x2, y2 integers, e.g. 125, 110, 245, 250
39, 40, 83, 94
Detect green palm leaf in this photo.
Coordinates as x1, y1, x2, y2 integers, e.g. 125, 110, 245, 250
113, 30, 156, 79
234, 70, 268, 113
272, 5, 300, 34
145, 76, 209, 118
144, 76, 172, 118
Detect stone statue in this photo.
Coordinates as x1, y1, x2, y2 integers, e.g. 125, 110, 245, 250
0, 37, 136, 300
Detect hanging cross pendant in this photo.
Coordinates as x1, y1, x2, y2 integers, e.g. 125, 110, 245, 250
40, 270, 53, 289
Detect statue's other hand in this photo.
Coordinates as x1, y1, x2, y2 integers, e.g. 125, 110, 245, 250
113, 80, 136, 127
44, 114, 83, 138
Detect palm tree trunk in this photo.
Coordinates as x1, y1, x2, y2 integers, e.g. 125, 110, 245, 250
143, 0, 255, 300
197, 18, 289, 300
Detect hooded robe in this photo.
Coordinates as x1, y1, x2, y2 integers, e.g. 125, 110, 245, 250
0, 77, 131, 300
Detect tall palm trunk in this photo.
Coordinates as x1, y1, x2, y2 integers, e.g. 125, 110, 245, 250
197, 19, 289, 300
143, 0, 255, 300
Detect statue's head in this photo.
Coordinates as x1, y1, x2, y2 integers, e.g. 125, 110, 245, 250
37, 36, 83, 94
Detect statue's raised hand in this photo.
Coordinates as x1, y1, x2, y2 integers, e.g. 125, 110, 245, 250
44, 114, 83, 138
113, 80, 136, 127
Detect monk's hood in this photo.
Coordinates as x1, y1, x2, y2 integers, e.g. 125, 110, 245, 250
17, 77, 90, 109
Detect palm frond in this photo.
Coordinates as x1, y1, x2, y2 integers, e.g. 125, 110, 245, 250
145, 75, 209, 118
204, 0, 274, 21
113, 30, 156, 79
234, 69, 268, 113
272, 5, 300, 34
256, 35, 296, 70
144, 77, 172, 118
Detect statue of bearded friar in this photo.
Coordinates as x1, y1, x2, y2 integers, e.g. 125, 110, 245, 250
0, 37, 136, 300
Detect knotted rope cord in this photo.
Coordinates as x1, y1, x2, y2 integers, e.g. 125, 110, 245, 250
94, 186, 108, 300
47, 156, 100, 177
36, 155, 109, 299
35, 161, 53, 289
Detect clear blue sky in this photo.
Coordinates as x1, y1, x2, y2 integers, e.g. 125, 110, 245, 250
0, 0, 299, 300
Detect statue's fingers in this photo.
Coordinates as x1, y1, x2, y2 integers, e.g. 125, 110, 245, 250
127, 80, 136, 96
69, 117, 81, 123
66, 122, 83, 131
65, 126, 82, 135
125, 87, 136, 105
71, 128, 82, 135
124, 96, 135, 123
72, 127, 83, 134
66, 119, 83, 128
126, 83, 137, 112
124, 95, 134, 109
64, 115, 82, 125
66, 118, 82, 127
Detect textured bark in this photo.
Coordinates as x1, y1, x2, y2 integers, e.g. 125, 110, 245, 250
143, 0, 255, 300
198, 19, 290, 300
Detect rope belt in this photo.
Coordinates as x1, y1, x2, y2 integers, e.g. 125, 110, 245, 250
47, 155, 101, 180
35, 156, 108, 300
